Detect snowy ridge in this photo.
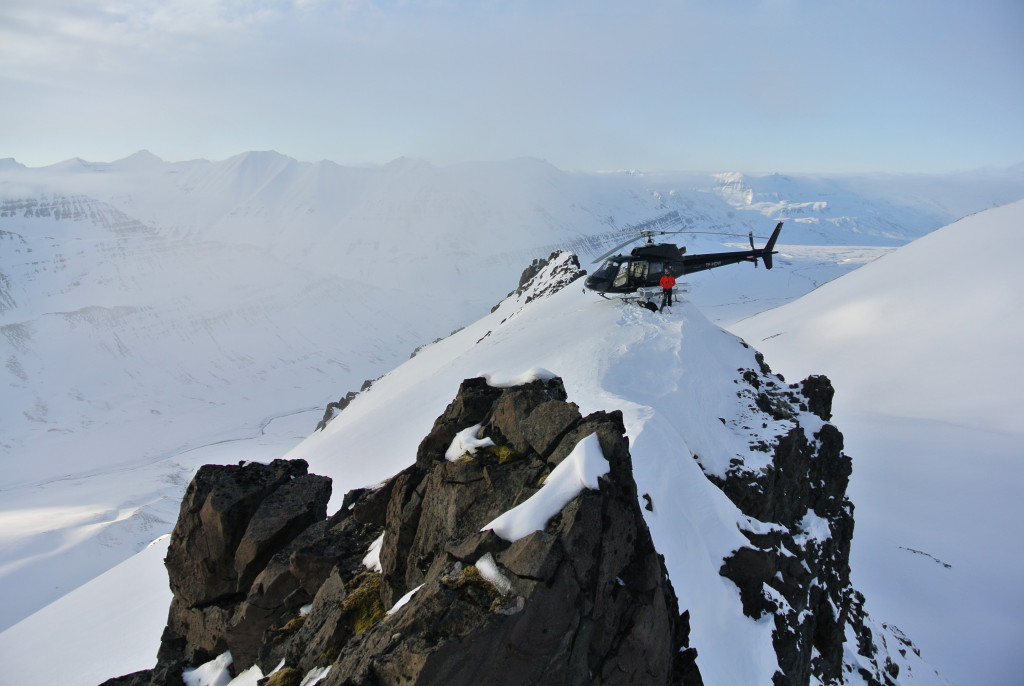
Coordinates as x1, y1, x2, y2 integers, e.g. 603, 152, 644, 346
0, 157, 1021, 684
277, 255, 944, 685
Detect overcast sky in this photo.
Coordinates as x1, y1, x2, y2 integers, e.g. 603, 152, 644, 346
1, 0, 1022, 173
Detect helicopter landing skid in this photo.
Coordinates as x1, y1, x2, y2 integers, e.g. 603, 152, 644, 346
596, 285, 689, 311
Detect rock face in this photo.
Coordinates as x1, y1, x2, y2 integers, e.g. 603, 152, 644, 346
141, 376, 694, 686
152, 459, 336, 684
706, 349, 901, 686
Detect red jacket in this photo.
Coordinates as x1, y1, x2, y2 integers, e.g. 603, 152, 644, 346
660, 274, 676, 289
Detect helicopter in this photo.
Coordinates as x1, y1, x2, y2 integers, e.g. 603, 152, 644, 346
583, 220, 784, 302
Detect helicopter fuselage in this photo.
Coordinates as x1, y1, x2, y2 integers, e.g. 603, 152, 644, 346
584, 222, 783, 295
584, 243, 685, 293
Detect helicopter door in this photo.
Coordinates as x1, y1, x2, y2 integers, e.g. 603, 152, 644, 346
627, 260, 649, 287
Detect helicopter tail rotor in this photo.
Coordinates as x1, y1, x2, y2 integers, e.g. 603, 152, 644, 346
762, 221, 783, 269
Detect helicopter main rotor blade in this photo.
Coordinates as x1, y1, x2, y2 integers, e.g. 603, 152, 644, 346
591, 236, 642, 264
669, 230, 773, 240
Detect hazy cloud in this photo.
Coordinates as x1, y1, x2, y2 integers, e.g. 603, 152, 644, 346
1, 0, 1022, 172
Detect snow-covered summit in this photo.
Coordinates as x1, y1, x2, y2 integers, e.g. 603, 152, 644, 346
111, 150, 166, 170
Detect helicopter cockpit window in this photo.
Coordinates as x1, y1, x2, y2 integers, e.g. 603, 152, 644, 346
612, 261, 631, 288
593, 259, 621, 281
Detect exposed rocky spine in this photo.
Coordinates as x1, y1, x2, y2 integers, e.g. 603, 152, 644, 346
100, 251, 933, 686
108, 347, 917, 685
101, 366, 918, 686
136, 376, 693, 686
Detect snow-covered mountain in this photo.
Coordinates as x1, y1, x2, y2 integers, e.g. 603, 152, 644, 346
0, 154, 1022, 685
63, 251, 936, 686
272, 256, 937, 686
0, 254, 934, 686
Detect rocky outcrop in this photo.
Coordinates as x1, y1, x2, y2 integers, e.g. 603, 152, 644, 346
316, 379, 377, 431
110, 350, 908, 686
706, 347, 902, 686
491, 250, 587, 312
151, 459, 336, 684
98, 671, 152, 686
138, 376, 694, 686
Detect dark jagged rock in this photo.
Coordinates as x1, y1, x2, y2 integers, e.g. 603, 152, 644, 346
705, 357, 896, 686
414, 376, 504, 467
514, 251, 586, 302
98, 671, 152, 686
316, 379, 380, 431
163, 459, 310, 606
481, 380, 570, 456
233, 474, 334, 591
133, 377, 695, 686
316, 391, 358, 431
801, 374, 835, 421
318, 377, 685, 686
151, 459, 334, 683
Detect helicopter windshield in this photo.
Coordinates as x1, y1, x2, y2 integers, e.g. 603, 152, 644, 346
592, 258, 658, 289
613, 262, 632, 288
593, 259, 621, 280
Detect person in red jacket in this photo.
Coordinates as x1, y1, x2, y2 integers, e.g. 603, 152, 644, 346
659, 272, 676, 312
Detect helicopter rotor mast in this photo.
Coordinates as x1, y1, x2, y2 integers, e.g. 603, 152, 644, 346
590, 211, 688, 264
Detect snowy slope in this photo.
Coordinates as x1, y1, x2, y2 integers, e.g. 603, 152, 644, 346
275, 255, 940, 685
0, 536, 173, 686
0, 155, 1021, 683
7, 153, 1010, 634
730, 201, 1024, 686
2, 254, 945, 685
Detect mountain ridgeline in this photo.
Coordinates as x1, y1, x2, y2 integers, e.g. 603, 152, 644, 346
102, 255, 921, 686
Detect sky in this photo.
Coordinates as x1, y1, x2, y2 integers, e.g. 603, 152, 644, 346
1, 0, 1023, 173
